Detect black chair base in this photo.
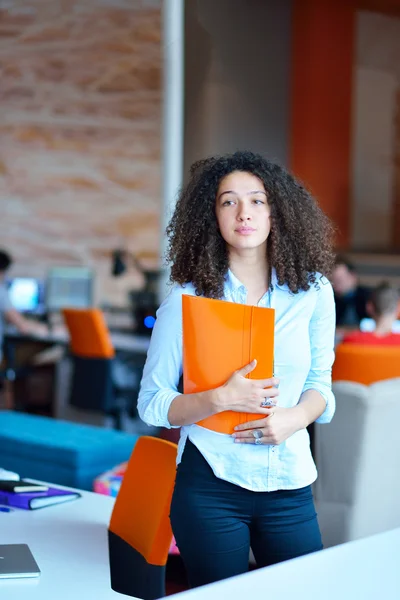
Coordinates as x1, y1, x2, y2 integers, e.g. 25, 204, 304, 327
108, 530, 166, 599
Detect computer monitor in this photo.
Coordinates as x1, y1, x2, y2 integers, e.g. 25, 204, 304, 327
45, 267, 94, 312
6, 277, 46, 315
360, 318, 400, 333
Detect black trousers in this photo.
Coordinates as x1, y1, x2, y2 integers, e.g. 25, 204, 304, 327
170, 440, 323, 588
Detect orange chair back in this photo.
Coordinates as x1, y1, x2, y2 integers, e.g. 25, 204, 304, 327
62, 308, 115, 359
333, 343, 400, 385
109, 436, 177, 566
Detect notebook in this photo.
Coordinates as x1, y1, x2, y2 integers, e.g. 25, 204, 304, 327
0, 468, 19, 481
0, 480, 48, 493
0, 486, 81, 510
182, 295, 275, 434
0, 544, 40, 579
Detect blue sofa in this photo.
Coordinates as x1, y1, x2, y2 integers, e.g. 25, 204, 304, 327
0, 411, 139, 490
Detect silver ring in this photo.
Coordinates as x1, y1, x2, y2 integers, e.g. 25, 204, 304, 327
254, 437, 262, 445
252, 429, 263, 440
261, 399, 274, 407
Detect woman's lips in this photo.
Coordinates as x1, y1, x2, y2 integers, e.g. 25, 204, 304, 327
235, 227, 256, 235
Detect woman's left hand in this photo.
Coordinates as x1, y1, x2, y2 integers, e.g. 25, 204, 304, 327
232, 406, 306, 446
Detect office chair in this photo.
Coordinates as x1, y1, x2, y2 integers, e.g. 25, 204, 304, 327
62, 308, 143, 430
108, 436, 178, 600
333, 343, 400, 384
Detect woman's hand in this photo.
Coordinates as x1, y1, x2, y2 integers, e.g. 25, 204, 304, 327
216, 359, 279, 415
232, 405, 307, 445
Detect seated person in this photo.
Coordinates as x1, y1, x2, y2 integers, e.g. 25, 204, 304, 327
343, 282, 400, 346
0, 250, 48, 364
331, 256, 371, 326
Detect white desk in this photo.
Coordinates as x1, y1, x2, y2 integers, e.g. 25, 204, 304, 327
0, 488, 135, 600
5, 325, 150, 354
165, 526, 400, 600
3, 486, 400, 600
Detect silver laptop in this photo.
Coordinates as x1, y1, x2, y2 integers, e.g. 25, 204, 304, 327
0, 544, 40, 579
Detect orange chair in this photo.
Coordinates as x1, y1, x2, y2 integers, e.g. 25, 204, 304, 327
62, 308, 115, 359
108, 436, 178, 599
333, 343, 400, 385
62, 308, 144, 429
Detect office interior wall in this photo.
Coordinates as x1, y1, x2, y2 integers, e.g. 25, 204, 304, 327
351, 66, 396, 250
183, 0, 293, 177
0, 0, 162, 307
351, 10, 400, 251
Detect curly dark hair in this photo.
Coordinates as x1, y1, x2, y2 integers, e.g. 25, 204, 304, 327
166, 151, 335, 298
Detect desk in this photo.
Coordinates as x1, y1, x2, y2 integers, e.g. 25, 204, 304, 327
165, 527, 400, 600
4, 325, 150, 354
3, 490, 400, 600
3, 326, 150, 425
0, 487, 133, 600
2, 485, 400, 600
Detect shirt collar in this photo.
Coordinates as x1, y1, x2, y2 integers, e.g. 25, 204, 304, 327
225, 269, 246, 294
225, 267, 283, 293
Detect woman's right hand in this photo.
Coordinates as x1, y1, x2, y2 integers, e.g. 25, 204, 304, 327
215, 359, 279, 414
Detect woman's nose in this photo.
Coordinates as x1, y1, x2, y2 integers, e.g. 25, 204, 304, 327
237, 208, 251, 221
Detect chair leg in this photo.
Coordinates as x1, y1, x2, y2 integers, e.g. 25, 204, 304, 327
114, 410, 123, 431
3, 380, 15, 410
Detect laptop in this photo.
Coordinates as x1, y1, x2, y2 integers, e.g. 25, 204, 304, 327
0, 544, 40, 579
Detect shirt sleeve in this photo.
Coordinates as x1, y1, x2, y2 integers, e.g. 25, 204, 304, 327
137, 285, 186, 429
301, 276, 336, 424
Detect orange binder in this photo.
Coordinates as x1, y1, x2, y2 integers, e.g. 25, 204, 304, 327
182, 295, 275, 435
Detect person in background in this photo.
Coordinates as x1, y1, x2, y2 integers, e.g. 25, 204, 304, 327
0, 250, 47, 363
342, 282, 400, 346
331, 257, 370, 327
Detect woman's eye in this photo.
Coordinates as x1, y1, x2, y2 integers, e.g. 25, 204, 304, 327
222, 200, 235, 206
253, 199, 265, 205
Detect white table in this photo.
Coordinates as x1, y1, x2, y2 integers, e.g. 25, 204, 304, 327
165, 526, 400, 600
5, 324, 150, 354
3, 485, 400, 600
0, 487, 135, 599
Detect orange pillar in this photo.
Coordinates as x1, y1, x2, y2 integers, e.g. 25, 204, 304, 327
289, 0, 355, 248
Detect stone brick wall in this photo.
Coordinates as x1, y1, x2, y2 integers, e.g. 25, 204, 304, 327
0, 0, 162, 306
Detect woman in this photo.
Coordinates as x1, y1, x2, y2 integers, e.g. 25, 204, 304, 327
138, 151, 336, 587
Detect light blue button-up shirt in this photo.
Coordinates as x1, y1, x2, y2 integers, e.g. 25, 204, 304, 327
137, 268, 336, 491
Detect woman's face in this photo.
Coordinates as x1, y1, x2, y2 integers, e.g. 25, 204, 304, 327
215, 170, 271, 253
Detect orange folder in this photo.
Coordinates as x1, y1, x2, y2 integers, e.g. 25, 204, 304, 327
182, 295, 275, 435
